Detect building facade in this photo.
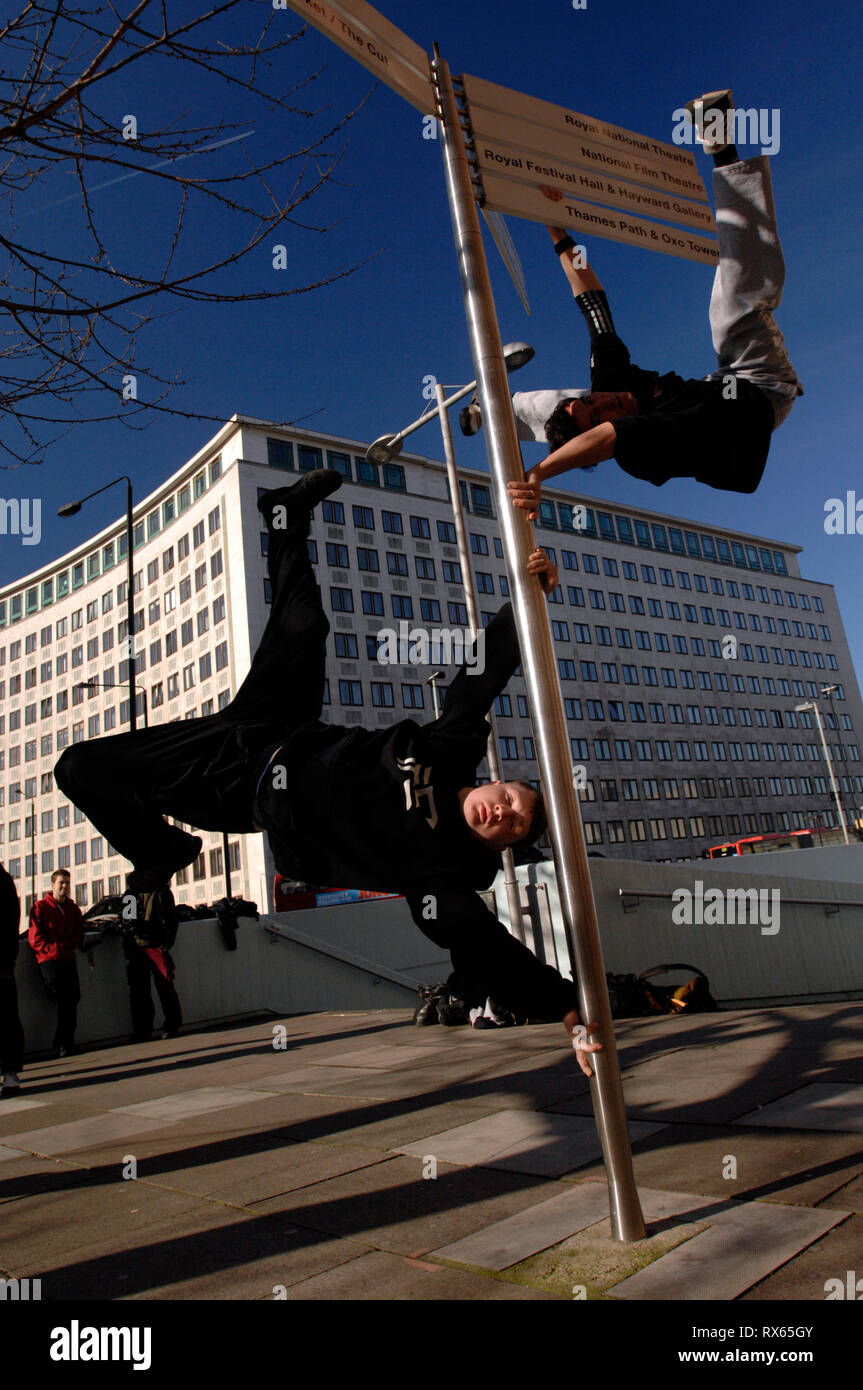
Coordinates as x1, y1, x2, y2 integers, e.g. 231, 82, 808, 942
1, 414, 861, 915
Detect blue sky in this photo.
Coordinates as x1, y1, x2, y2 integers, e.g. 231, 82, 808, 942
3, 0, 862, 681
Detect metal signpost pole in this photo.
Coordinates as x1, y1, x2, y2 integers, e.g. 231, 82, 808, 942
435, 383, 527, 945
432, 47, 645, 1241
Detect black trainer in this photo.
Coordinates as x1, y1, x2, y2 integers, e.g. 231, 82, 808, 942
257, 469, 343, 525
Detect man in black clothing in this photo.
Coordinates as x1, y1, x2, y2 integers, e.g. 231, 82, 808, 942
54, 473, 599, 1072
505, 92, 802, 512
0, 861, 25, 1095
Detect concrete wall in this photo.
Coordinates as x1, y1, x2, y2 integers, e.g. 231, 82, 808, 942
15, 849, 863, 1058
14, 899, 450, 1055
494, 858, 863, 1008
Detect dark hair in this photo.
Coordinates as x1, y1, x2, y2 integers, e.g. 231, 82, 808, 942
513, 780, 547, 845
544, 399, 583, 453
51, 869, 70, 882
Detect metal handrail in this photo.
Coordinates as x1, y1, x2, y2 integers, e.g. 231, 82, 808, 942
262, 918, 424, 993
617, 889, 863, 910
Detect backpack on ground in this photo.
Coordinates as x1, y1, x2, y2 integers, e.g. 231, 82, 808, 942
607, 962, 717, 1019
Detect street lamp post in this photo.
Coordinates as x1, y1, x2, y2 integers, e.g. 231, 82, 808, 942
423, 670, 446, 720
75, 679, 149, 730
369, 347, 535, 946
59, 476, 138, 732
796, 700, 850, 843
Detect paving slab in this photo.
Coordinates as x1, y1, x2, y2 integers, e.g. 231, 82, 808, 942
432, 1179, 612, 1269
313, 1043, 466, 1070
0, 1112, 174, 1157
738, 1212, 863, 1300
231, 1066, 379, 1093
1, 1177, 223, 1273
395, 1109, 665, 1177
14, 1202, 303, 1300
735, 1083, 863, 1132
564, 1122, 863, 1208
607, 1187, 848, 1301
110, 1086, 280, 1120
147, 1138, 390, 1206
250, 1153, 551, 1256
122, 1230, 373, 1300
0, 1097, 47, 1117
281, 1247, 563, 1299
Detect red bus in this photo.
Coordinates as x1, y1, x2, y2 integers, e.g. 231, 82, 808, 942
706, 827, 847, 858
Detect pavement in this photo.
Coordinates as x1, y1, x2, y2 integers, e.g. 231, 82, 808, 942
1, 1002, 862, 1303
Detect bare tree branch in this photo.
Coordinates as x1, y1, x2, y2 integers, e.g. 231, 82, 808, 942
0, 1, 383, 463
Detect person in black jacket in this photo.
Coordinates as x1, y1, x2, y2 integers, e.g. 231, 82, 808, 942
0, 861, 25, 1095
121, 884, 183, 1042
54, 472, 601, 1074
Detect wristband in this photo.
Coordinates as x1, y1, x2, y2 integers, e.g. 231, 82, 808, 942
554, 235, 576, 256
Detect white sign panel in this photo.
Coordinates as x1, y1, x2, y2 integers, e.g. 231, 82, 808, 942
475, 141, 714, 233
284, 0, 432, 113
480, 171, 719, 267
463, 73, 707, 201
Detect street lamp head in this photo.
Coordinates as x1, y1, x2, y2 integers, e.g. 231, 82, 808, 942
794, 702, 813, 713
366, 433, 403, 465
502, 341, 535, 372
57, 500, 82, 518
423, 670, 445, 685
820, 684, 839, 696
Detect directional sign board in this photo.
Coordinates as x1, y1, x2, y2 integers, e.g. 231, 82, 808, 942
462, 73, 718, 264
284, 0, 432, 113
479, 173, 718, 265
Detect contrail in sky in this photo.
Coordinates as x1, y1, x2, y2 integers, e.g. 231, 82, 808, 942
16, 129, 255, 219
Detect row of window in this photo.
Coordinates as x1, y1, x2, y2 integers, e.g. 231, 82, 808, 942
576, 804, 842, 847
531, 501, 792, 577
568, 736, 859, 765
2, 841, 242, 906
0, 477, 223, 629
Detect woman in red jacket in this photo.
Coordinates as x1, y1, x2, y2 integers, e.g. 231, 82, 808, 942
28, 869, 84, 1056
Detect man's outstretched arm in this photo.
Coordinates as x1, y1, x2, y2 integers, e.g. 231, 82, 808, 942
433, 552, 559, 734
406, 884, 602, 1076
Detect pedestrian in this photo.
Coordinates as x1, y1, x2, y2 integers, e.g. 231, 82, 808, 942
0, 861, 25, 1096
121, 882, 182, 1043
28, 869, 84, 1057
501, 91, 802, 511
53, 472, 601, 1075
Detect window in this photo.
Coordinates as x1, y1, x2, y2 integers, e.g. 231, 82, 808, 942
410, 515, 431, 539
437, 520, 457, 544
339, 680, 363, 706
357, 547, 379, 572
387, 551, 408, 576
371, 682, 394, 707
469, 532, 489, 555
330, 588, 354, 613
420, 598, 441, 622
353, 505, 374, 531
362, 591, 384, 616
416, 557, 437, 581
392, 595, 413, 619
402, 684, 424, 709
334, 633, 358, 659
382, 511, 403, 534
267, 438, 294, 470
327, 542, 350, 569
322, 500, 345, 525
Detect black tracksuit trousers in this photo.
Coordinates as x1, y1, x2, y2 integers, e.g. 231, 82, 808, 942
54, 509, 328, 873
